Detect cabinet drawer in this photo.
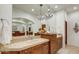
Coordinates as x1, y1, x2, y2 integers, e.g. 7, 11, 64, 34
31, 42, 49, 54
31, 45, 42, 54
20, 48, 31, 54
50, 41, 58, 53
42, 44, 49, 54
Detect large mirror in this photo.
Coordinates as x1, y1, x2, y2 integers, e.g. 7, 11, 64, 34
12, 17, 34, 36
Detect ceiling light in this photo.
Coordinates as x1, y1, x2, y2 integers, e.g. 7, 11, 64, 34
73, 6, 77, 10
55, 5, 58, 8
32, 9, 34, 11
48, 9, 50, 11
38, 4, 54, 20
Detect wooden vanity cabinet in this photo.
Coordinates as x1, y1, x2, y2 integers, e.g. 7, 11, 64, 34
31, 44, 43, 54
19, 44, 43, 54
31, 42, 49, 54
1, 42, 49, 54
50, 37, 62, 53
40, 33, 62, 54
19, 42, 49, 54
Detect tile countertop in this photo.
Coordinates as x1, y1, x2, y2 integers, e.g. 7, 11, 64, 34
0, 37, 49, 52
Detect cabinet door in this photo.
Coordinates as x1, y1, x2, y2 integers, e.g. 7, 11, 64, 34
42, 43, 49, 54
50, 39, 62, 54
57, 37, 62, 49
31, 45, 42, 54
50, 40, 58, 54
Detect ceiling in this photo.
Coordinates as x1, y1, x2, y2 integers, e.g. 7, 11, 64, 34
13, 4, 79, 24
13, 4, 79, 14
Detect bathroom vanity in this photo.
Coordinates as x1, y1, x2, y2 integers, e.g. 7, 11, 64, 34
35, 33, 62, 53
0, 37, 49, 54
0, 33, 62, 54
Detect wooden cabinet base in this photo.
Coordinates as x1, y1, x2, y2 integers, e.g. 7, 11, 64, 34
1, 42, 49, 54
1, 51, 19, 54
39, 33, 62, 54
31, 42, 49, 54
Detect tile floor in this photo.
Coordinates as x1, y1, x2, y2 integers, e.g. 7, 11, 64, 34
57, 45, 79, 54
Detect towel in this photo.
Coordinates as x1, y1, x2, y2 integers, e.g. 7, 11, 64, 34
0, 19, 11, 45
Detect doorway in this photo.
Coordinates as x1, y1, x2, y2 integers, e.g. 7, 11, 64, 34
65, 21, 67, 44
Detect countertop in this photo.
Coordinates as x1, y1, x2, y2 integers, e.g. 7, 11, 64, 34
0, 36, 49, 52
35, 32, 62, 38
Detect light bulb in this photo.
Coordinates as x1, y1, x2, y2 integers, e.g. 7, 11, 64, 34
32, 9, 34, 11
48, 9, 50, 11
